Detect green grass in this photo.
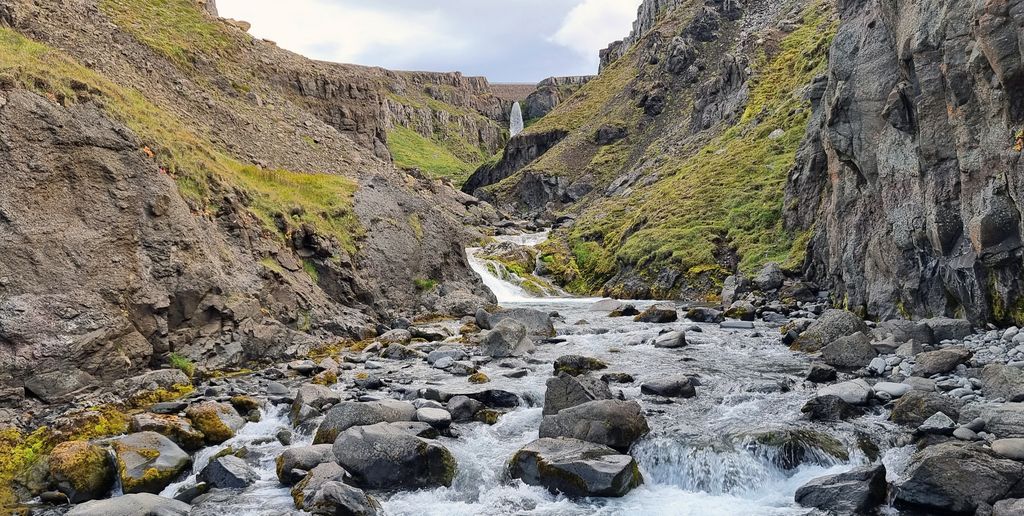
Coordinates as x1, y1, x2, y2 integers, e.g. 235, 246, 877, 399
387, 125, 479, 184
0, 27, 361, 253
302, 259, 319, 283
546, 2, 836, 298
414, 278, 438, 292
99, 0, 238, 68
168, 352, 196, 377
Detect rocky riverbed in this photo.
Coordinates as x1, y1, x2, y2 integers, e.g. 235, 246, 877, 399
11, 237, 1024, 516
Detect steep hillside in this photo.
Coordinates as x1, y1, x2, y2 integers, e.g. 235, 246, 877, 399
468, 0, 831, 299
0, 0, 501, 406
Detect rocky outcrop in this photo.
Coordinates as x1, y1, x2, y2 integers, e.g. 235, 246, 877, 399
522, 76, 593, 121
462, 130, 568, 197
785, 0, 1024, 325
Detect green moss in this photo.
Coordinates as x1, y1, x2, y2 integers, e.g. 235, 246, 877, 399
414, 278, 438, 292
1013, 127, 1023, 152
186, 403, 235, 444
99, 0, 238, 68
408, 213, 424, 241
387, 125, 480, 184
311, 370, 337, 386
168, 353, 195, 377
468, 372, 491, 384
301, 259, 319, 283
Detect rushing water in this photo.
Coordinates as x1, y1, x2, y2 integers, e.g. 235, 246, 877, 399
177, 232, 904, 515
510, 102, 524, 137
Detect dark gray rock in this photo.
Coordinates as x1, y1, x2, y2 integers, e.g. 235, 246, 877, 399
795, 464, 886, 514
553, 355, 608, 376
641, 375, 696, 398
806, 363, 837, 383
685, 307, 724, 323
275, 444, 335, 485
877, 319, 935, 345
895, 442, 1024, 514
650, 331, 687, 349
633, 304, 678, 323
477, 307, 555, 337
890, 390, 962, 427
304, 481, 381, 516
447, 395, 484, 422
913, 347, 972, 377
479, 318, 534, 358
508, 437, 643, 497
198, 455, 259, 489
720, 275, 752, 306
801, 395, 863, 422
538, 400, 650, 451
820, 332, 877, 368
923, 318, 974, 342
543, 373, 613, 415
332, 422, 457, 489
983, 364, 1024, 402
314, 400, 416, 444
66, 493, 190, 516
994, 499, 1024, 516
792, 310, 869, 352
754, 262, 784, 291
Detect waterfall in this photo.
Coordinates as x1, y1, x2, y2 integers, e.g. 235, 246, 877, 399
509, 102, 524, 137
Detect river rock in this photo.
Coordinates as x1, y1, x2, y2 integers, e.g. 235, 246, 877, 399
873, 382, 912, 398
801, 395, 863, 421
890, 390, 962, 426
290, 462, 346, 510
416, 407, 452, 429
291, 383, 341, 424
744, 429, 849, 469
795, 464, 886, 514
314, 400, 417, 444
538, 400, 649, 451
895, 339, 924, 357
304, 481, 381, 516
275, 444, 335, 485
720, 275, 752, 306
110, 431, 192, 494
817, 379, 872, 405
913, 347, 972, 376
66, 493, 190, 516
479, 318, 534, 357
186, 401, 245, 444
918, 412, 955, 435
922, 317, 974, 341
48, 441, 114, 503
806, 363, 836, 383
543, 373, 613, 415
720, 320, 755, 330
685, 307, 724, 323
508, 437, 643, 497
332, 422, 457, 489
820, 332, 877, 368
198, 455, 259, 489
633, 304, 678, 323
895, 442, 1023, 514
641, 375, 696, 398
724, 301, 756, 321
792, 310, 870, 352
427, 347, 469, 365
447, 395, 484, 422
993, 439, 1024, 460
477, 307, 555, 337
753, 262, 785, 290
972, 403, 1024, 438
129, 413, 205, 451
378, 328, 412, 344
983, 364, 1024, 402
590, 299, 623, 312
650, 331, 687, 349
554, 355, 608, 376
994, 499, 1024, 516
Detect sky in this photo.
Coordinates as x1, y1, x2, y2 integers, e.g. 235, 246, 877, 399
217, 0, 643, 83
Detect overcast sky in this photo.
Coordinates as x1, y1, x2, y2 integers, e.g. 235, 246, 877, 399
218, 0, 642, 83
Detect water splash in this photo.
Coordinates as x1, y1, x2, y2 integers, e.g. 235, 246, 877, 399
510, 102, 524, 137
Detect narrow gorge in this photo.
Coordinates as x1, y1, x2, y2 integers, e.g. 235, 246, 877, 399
1, 0, 1023, 515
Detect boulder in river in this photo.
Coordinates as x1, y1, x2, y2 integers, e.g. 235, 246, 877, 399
332, 422, 457, 489
198, 455, 259, 489
543, 373, 613, 415
641, 375, 697, 398
912, 347, 971, 376
554, 355, 608, 376
186, 401, 246, 445
983, 364, 1024, 402
820, 332, 877, 368
110, 431, 192, 494
129, 413, 205, 451
415, 407, 453, 429
508, 437, 643, 497
801, 395, 863, 422
685, 307, 724, 323
805, 363, 836, 383
539, 400, 649, 451
895, 442, 1023, 514
479, 318, 534, 357
724, 301, 756, 321
66, 493, 190, 516
477, 307, 555, 337
795, 464, 886, 514
314, 399, 417, 444
817, 379, 872, 405
589, 299, 623, 312
48, 440, 114, 503
792, 310, 870, 352
890, 390, 962, 426
633, 304, 678, 323
650, 331, 687, 349
276, 444, 335, 485
743, 429, 849, 470
304, 480, 381, 516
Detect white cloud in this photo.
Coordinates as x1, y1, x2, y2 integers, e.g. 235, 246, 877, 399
550, 0, 643, 66
217, 0, 467, 68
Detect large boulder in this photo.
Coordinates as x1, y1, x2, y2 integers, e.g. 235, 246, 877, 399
198, 455, 259, 489
66, 493, 190, 516
876, 319, 935, 345
332, 422, 457, 489
801, 395, 863, 422
539, 400, 649, 451
820, 332, 877, 368
641, 375, 697, 398
983, 364, 1024, 402
509, 437, 642, 497
753, 262, 785, 291
185, 401, 245, 445
477, 307, 555, 337
720, 275, 751, 306
890, 390, 962, 426
110, 432, 191, 494
276, 444, 336, 485
129, 413, 205, 451
685, 307, 724, 323
895, 442, 1023, 514
972, 403, 1024, 438
650, 331, 687, 349
633, 304, 678, 323
743, 429, 849, 470
817, 379, 873, 405
48, 441, 115, 503
553, 355, 608, 376
913, 347, 972, 376
795, 464, 887, 514
922, 317, 974, 341
479, 318, 534, 358
543, 373, 612, 415
792, 310, 870, 352
314, 400, 416, 444
994, 499, 1024, 516
291, 462, 382, 515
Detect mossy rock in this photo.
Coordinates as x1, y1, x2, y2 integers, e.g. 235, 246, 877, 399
110, 432, 191, 494
311, 370, 338, 386
743, 429, 849, 470
185, 402, 245, 445
553, 355, 608, 377
48, 441, 114, 503
129, 413, 205, 452
475, 409, 503, 425
468, 372, 491, 384
229, 395, 263, 414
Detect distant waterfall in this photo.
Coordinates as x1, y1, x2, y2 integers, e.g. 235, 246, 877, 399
509, 102, 524, 137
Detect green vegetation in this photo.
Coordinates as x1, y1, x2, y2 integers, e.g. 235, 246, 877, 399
99, 0, 238, 68
387, 125, 481, 184
414, 278, 438, 292
168, 352, 195, 377
544, 3, 836, 297
1015, 128, 1023, 152
302, 259, 319, 283
0, 27, 361, 254
525, 54, 641, 135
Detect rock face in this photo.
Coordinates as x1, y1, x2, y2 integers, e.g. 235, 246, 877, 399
521, 76, 594, 121
332, 422, 457, 489
110, 432, 192, 494
795, 464, 887, 514
538, 400, 650, 451
784, 0, 1024, 326
508, 437, 643, 497
983, 364, 1024, 401
895, 442, 1024, 514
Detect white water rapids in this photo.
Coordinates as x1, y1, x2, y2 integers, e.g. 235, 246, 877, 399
168, 232, 906, 515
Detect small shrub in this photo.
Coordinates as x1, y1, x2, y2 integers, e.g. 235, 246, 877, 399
414, 278, 438, 292
168, 353, 195, 377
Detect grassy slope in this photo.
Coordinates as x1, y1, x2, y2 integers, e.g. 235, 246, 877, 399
539, 2, 835, 299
